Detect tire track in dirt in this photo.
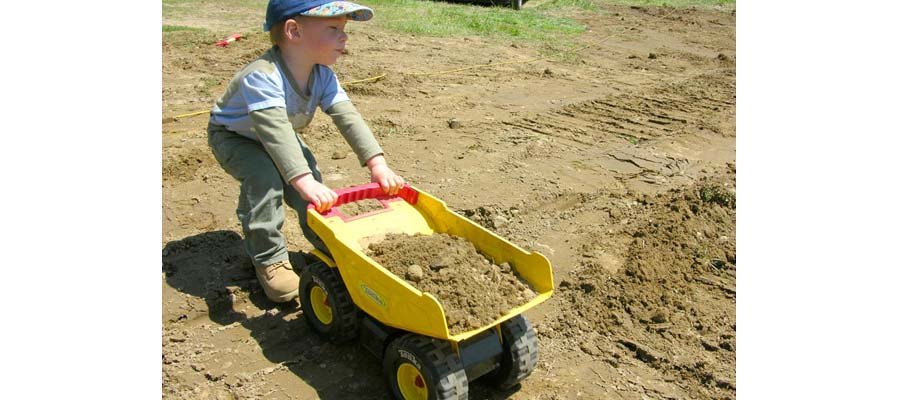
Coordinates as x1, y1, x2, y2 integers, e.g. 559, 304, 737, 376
501, 67, 734, 148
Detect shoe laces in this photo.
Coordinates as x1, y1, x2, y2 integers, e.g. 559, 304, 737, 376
263, 260, 292, 280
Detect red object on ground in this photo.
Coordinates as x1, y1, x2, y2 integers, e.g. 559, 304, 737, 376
215, 34, 243, 47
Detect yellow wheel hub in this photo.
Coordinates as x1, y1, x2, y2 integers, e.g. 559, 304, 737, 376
310, 286, 333, 325
397, 362, 428, 400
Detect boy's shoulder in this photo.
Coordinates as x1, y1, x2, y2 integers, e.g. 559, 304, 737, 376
238, 47, 280, 78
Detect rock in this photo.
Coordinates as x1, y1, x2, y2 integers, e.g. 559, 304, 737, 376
580, 341, 601, 356
406, 264, 424, 282
543, 67, 553, 76
448, 118, 461, 129
701, 339, 719, 352
205, 371, 226, 381
608, 208, 623, 219
717, 53, 730, 61
648, 52, 658, 59
331, 150, 348, 160
618, 339, 663, 365
493, 215, 509, 228
265, 308, 278, 317
650, 311, 668, 323
429, 258, 449, 271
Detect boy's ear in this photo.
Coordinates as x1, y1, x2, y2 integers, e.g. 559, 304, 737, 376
284, 18, 303, 41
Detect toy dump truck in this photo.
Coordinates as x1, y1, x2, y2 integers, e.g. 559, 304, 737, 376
299, 183, 554, 400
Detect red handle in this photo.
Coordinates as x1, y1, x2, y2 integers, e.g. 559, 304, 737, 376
307, 182, 418, 217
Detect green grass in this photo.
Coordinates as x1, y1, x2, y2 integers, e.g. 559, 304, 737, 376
534, 0, 599, 12
698, 184, 736, 209
162, 25, 207, 33
364, 0, 588, 42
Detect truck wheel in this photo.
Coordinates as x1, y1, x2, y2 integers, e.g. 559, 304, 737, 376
484, 315, 538, 389
300, 261, 359, 343
384, 334, 468, 400
510, 0, 523, 10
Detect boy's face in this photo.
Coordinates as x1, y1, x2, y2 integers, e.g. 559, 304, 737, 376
296, 16, 349, 66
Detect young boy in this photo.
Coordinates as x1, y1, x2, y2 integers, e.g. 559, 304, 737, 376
207, 0, 405, 303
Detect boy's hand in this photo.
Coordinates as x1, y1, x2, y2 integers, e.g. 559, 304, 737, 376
291, 173, 338, 212
367, 155, 405, 195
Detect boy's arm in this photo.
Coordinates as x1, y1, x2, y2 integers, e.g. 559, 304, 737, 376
249, 107, 312, 182
325, 101, 405, 194
324, 100, 384, 166
250, 107, 338, 211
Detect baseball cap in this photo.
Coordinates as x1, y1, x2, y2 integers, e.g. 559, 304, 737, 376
264, 0, 374, 31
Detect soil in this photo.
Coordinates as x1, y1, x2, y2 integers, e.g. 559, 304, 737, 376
365, 233, 537, 334
336, 198, 385, 217
163, 1, 736, 399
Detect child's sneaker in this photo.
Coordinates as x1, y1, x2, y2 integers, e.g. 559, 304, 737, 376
255, 260, 300, 303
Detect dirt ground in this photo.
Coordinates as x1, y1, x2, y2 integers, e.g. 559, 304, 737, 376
163, 1, 736, 399
366, 232, 538, 334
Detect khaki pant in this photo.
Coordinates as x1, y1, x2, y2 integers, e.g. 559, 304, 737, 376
207, 122, 327, 268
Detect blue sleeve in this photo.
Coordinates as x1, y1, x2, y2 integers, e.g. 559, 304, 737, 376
241, 70, 287, 112
317, 66, 351, 112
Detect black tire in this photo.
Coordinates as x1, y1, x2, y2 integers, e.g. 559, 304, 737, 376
510, 0, 523, 10
483, 315, 538, 389
384, 334, 468, 400
299, 261, 359, 343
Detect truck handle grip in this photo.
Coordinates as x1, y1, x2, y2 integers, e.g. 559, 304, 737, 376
307, 182, 419, 217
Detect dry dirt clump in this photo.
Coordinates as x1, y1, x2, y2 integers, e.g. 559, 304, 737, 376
366, 233, 537, 334
544, 171, 737, 399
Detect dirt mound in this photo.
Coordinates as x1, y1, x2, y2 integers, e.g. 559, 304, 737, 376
543, 171, 736, 398
366, 233, 537, 334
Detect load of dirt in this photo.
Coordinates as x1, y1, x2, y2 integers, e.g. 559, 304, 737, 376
365, 233, 537, 334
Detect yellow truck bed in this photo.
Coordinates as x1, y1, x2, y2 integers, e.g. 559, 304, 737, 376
307, 183, 553, 344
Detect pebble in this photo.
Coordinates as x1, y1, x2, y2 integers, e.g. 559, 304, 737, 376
648, 52, 658, 59
205, 371, 225, 381
448, 118, 461, 129
406, 264, 424, 282
429, 258, 449, 271
331, 150, 348, 160
265, 308, 278, 317
651, 311, 668, 323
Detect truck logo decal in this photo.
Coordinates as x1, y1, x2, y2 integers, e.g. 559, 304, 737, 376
359, 283, 386, 308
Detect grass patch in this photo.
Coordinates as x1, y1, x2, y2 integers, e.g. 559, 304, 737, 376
163, 0, 595, 47
534, 0, 599, 12
698, 184, 736, 209
163, 25, 207, 33
364, 0, 588, 42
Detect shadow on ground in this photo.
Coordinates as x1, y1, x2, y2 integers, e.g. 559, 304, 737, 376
162, 230, 521, 399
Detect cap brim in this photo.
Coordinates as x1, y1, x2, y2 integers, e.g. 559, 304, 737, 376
300, 1, 374, 21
